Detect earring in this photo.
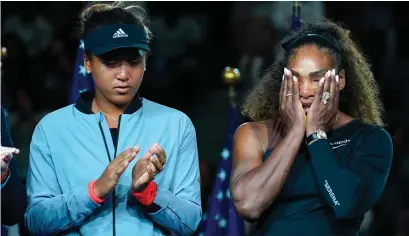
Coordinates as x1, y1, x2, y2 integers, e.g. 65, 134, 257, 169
87, 71, 91, 74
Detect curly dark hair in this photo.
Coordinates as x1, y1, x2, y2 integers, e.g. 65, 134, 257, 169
242, 19, 384, 126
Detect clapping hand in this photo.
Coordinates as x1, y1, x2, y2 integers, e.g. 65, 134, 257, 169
131, 143, 167, 192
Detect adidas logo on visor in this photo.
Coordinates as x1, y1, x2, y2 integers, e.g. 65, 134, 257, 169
113, 28, 128, 38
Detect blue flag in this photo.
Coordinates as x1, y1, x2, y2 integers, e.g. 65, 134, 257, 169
291, 1, 302, 31
198, 104, 245, 236
68, 39, 94, 104
292, 14, 301, 31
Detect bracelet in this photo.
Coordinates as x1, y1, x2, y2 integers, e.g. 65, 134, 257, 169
88, 180, 104, 204
131, 181, 157, 206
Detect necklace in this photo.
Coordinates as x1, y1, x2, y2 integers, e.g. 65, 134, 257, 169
93, 101, 120, 125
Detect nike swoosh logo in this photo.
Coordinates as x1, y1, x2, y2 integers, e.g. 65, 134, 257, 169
332, 144, 347, 149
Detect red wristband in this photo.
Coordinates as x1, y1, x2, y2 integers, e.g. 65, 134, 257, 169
1, 170, 9, 183
88, 180, 104, 204
131, 181, 157, 206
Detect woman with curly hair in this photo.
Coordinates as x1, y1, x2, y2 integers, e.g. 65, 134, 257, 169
230, 20, 393, 235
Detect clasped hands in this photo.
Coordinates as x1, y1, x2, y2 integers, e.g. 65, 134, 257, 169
280, 68, 340, 137
94, 143, 166, 199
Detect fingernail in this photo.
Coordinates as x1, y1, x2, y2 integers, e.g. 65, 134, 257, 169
282, 74, 285, 81
336, 75, 339, 83
284, 67, 290, 75
319, 78, 325, 85
293, 75, 298, 82
332, 69, 336, 76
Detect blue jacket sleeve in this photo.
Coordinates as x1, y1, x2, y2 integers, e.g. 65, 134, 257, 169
308, 127, 393, 219
146, 117, 202, 235
25, 123, 102, 235
1, 107, 27, 226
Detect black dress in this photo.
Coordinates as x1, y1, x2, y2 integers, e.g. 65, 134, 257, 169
255, 120, 393, 236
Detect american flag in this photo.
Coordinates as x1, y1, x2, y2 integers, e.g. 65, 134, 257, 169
68, 39, 94, 104
198, 104, 245, 236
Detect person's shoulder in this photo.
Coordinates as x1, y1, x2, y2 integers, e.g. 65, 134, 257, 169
352, 121, 393, 169
235, 119, 278, 144
353, 120, 391, 141
142, 98, 188, 118
236, 120, 268, 133
361, 123, 392, 144
37, 104, 75, 127
30, 105, 75, 139
234, 120, 281, 156
142, 98, 194, 126
350, 120, 393, 153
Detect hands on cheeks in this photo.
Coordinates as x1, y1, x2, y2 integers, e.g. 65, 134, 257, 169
306, 69, 340, 136
280, 67, 341, 137
280, 68, 306, 133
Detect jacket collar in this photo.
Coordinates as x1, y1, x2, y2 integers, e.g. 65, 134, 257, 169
74, 90, 142, 115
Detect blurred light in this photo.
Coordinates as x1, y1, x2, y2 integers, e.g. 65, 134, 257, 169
1, 47, 7, 58
222, 66, 241, 85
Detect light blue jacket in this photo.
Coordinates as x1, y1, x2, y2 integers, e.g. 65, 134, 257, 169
25, 92, 202, 235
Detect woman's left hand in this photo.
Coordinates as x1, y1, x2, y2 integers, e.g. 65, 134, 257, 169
306, 69, 340, 137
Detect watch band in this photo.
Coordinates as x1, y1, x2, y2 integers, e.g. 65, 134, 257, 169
306, 129, 327, 145
306, 132, 320, 144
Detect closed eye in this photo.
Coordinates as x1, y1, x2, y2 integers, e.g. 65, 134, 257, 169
129, 59, 142, 66
105, 61, 118, 68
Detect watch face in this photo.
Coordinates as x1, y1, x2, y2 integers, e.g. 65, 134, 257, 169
317, 130, 327, 139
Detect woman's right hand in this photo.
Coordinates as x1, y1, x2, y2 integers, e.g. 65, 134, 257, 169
94, 147, 139, 199
279, 68, 306, 134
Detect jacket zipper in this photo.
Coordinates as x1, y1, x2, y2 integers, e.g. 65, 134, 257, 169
98, 115, 122, 236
